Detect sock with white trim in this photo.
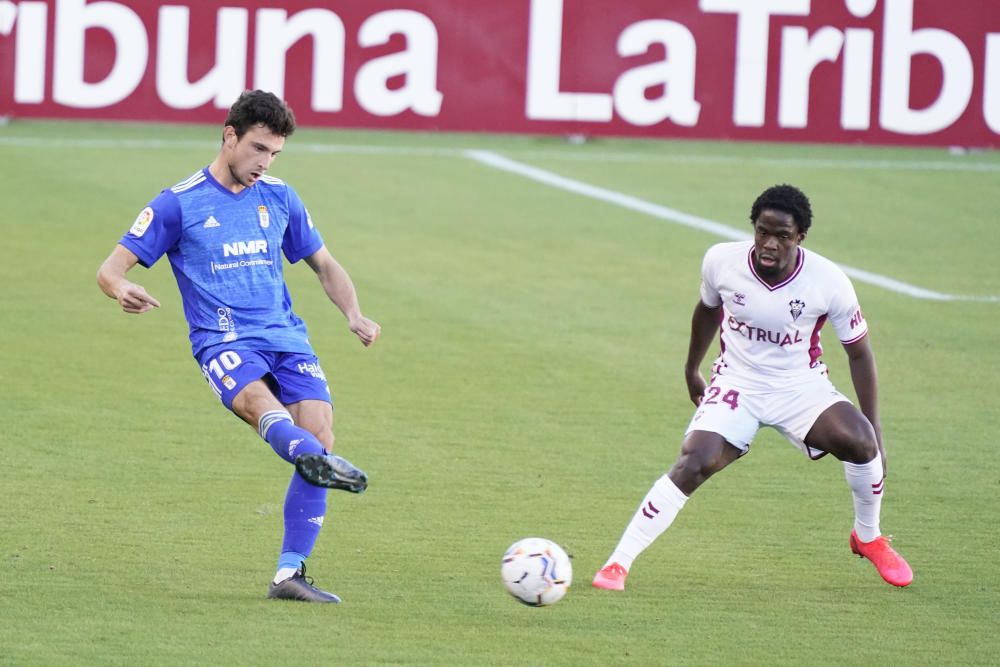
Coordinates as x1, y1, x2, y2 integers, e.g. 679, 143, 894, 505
843, 456, 884, 543
258, 410, 325, 464
604, 475, 689, 572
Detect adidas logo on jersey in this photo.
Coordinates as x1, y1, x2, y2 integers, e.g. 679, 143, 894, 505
203, 215, 221, 228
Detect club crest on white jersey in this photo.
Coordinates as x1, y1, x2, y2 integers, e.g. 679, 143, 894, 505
699, 241, 868, 388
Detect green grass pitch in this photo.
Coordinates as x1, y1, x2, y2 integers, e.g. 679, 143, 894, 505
1, 120, 998, 665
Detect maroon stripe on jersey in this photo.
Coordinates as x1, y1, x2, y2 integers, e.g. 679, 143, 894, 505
842, 330, 869, 345
808, 314, 827, 367
717, 306, 727, 356
747, 246, 805, 291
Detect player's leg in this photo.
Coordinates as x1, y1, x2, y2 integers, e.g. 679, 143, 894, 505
271, 353, 369, 494
231, 380, 328, 464
264, 356, 368, 602
199, 347, 330, 465
805, 401, 883, 540
279, 399, 367, 572
284, 400, 368, 492
802, 401, 912, 586
594, 380, 757, 589
264, 399, 335, 591
229, 381, 344, 600
270, 458, 334, 601
287, 399, 335, 451
804, 401, 879, 464
667, 430, 745, 496
593, 431, 742, 591
198, 349, 341, 601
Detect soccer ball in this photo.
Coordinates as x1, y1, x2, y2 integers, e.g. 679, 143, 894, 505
501, 537, 573, 606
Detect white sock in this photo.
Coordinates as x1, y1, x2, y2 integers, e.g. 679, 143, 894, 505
604, 475, 689, 572
843, 457, 884, 543
273, 567, 298, 584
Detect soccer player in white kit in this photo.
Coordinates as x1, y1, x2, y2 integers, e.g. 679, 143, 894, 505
592, 184, 912, 590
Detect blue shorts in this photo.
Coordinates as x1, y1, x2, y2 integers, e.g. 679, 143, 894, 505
196, 347, 332, 411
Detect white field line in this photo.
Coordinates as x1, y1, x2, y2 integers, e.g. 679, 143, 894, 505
464, 150, 1000, 303
3, 134, 995, 301
1, 135, 1000, 172
495, 150, 1000, 173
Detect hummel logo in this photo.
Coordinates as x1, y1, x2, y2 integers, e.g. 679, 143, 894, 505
203, 215, 220, 228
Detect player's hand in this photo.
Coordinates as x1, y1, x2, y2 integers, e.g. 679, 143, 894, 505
685, 371, 708, 407
349, 315, 381, 347
115, 282, 160, 314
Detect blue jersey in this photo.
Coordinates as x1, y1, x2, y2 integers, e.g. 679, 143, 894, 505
120, 168, 324, 358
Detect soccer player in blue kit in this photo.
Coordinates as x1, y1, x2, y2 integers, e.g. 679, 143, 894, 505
97, 90, 380, 603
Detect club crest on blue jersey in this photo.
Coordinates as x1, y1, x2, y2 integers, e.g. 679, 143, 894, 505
258, 205, 270, 228
733, 292, 746, 306
789, 299, 805, 321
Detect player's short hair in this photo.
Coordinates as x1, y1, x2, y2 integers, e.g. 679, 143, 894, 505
750, 184, 813, 234
224, 90, 296, 139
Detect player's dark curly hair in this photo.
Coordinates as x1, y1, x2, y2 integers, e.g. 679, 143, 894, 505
750, 184, 813, 234
224, 90, 296, 139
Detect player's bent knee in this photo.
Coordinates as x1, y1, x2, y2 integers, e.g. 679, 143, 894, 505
823, 430, 877, 463
231, 380, 284, 427
667, 459, 702, 496
669, 450, 724, 495
844, 437, 879, 464
839, 420, 879, 463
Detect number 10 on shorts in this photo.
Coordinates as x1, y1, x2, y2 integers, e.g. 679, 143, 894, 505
202, 350, 243, 393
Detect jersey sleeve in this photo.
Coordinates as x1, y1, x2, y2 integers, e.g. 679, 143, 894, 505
118, 190, 182, 268
281, 185, 325, 263
827, 267, 869, 344
698, 244, 724, 308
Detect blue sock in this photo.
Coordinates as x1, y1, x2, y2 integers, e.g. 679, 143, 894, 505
280, 470, 329, 563
278, 550, 307, 572
258, 410, 325, 464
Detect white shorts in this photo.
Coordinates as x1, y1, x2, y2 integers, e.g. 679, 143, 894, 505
684, 373, 852, 459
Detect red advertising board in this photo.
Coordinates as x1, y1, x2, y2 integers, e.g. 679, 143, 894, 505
1, 0, 997, 146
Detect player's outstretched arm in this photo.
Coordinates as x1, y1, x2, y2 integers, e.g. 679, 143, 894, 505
97, 244, 161, 315
844, 335, 886, 472
304, 246, 381, 347
684, 300, 722, 405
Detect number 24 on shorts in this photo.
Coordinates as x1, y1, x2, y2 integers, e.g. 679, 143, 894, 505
703, 385, 740, 410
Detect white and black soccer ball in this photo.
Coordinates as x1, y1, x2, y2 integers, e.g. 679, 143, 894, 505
501, 537, 573, 606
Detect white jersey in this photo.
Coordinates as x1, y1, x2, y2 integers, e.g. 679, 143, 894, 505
699, 241, 868, 389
